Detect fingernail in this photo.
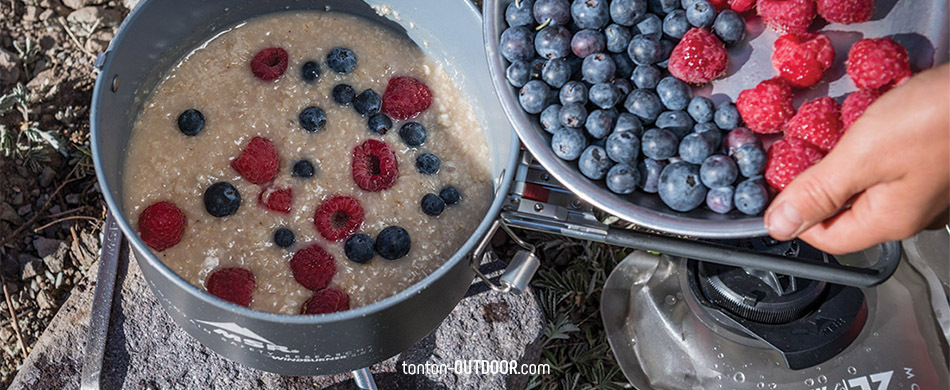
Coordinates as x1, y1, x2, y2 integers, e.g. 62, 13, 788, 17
766, 202, 804, 239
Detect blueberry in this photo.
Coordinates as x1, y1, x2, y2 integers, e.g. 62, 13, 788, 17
536, 26, 572, 59
540, 103, 563, 133
606, 163, 641, 194
734, 178, 769, 215
572, 0, 610, 29
421, 193, 446, 216
641, 128, 679, 160
292, 159, 315, 178
416, 153, 441, 174
559, 81, 588, 105
399, 122, 427, 147
700, 155, 738, 187
733, 144, 766, 177
299, 106, 327, 133
506, 0, 535, 27
551, 127, 588, 160
556, 102, 586, 128
687, 96, 715, 123
344, 233, 375, 264
662, 10, 690, 40
610, 0, 647, 26
578, 145, 613, 180
542, 58, 573, 88
706, 186, 735, 214
332, 84, 356, 105
686, 0, 716, 28
368, 113, 393, 135
605, 24, 633, 53
440, 186, 462, 205
519, 80, 553, 114
656, 110, 694, 138
632, 64, 661, 89
375, 226, 411, 260
571, 29, 606, 58
614, 112, 644, 136
589, 82, 622, 109
585, 109, 617, 139
627, 34, 659, 65
326, 47, 357, 73
500, 26, 536, 62
635, 13, 663, 36
655, 38, 675, 67
648, 0, 679, 15
656, 76, 691, 111
694, 122, 722, 148
713, 9, 746, 46
638, 158, 667, 193
714, 102, 740, 130
301, 61, 321, 83
204, 182, 241, 217
507, 60, 532, 88
533, 0, 571, 25
611, 54, 635, 79
581, 53, 616, 84
658, 161, 707, 212
624, 89, 663, 123
353, 89, 381, 116
177, 109, 205, 136
611, 77, 634, 95
273, 228, 295, 248
725, 127, 761, 155
606, 130, 640, 164
679, 132, 715, 164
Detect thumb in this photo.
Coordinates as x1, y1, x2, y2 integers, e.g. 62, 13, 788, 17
764, 146, 874, 241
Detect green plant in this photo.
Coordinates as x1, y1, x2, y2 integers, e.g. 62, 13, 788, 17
0, 83, 68, 171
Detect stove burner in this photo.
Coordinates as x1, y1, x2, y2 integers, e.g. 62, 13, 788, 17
696, 262, 826, 324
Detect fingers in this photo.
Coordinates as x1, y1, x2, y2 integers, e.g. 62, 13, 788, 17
796, 196, 886, 254
764, 147, 876, 241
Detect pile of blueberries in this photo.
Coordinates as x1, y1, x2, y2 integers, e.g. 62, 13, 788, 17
499, 0, 770, 215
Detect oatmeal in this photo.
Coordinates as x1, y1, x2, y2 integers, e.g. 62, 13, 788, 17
122, 11, 493, 314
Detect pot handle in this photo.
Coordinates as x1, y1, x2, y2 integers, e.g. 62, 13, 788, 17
470, 220, 541, 294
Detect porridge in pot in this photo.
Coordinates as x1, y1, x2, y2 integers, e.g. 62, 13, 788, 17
122, 11, 493, 314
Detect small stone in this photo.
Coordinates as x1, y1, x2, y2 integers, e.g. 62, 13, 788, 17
67, 6, 122, 26
26, 68, 56, 90
0, 48, 19, 84
22, 260, 43, 280
39, 9, 54, 21
63, 0, 92, 9
122, 0, 141, 10
42, 245, 67, 274
23, 6, 39, 22
17, 204, 32, 217
65, 194, 80, 205
33, 237, 64, 258
84, 30, 113, 53
39, 166, 55, 187
36, 291, 54, 310
11, 193, 23, 206
0, 328, 12, 343
0, 203, 22, 225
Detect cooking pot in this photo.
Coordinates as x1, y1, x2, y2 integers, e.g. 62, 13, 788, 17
91, 0, 519, 376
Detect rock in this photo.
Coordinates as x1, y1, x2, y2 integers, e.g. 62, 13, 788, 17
121, 0, 140, 10
0, 328, 13, 343
65, 194, 80, 205
11, 193, 24, 206
38, 167, 55, 188
36, 291, 54, 310
33, 237, 64, 259
62, 0, 92, 9
21, 260, 43, 280
23, 6, 40, 22
16, 204, 31, 217
41, 243, 67, 274
66, 6, 121, 26
39, 8, 54, 21
84, 30, 113, 53
0, 48, 19, 84
26, 68, 56, 90
0, 203, 22, 225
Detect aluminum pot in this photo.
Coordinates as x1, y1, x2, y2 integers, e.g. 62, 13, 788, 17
91, 0, 519, 376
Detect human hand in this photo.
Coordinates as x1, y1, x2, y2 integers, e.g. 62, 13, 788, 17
764, 63, 950, 254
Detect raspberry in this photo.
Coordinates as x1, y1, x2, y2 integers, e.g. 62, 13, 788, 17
250, 47, 288, 81
785, 97, 843, 152
846, 38, 912, 90
381, 76, 433, 120
816, 0, 873, 24
668, 28, 729, 84
729, 0, 756, 12
841, 89, 881, 129
231, 136, 279, 185
258, 186, 292, 214
736, 78, 795, 134
289, 244, 336, 291
351, 139, 398, 192
757, 0, 816, 35
137, 201, 186, 251
314, 195, 364, 241
771, 33, 835, 88
301, 288, 350, 315
206, 267, 255, 307
765, 138, 825, 191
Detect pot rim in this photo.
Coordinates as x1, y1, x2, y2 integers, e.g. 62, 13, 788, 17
483, 0, 768, 239
90, 0, 520, 325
